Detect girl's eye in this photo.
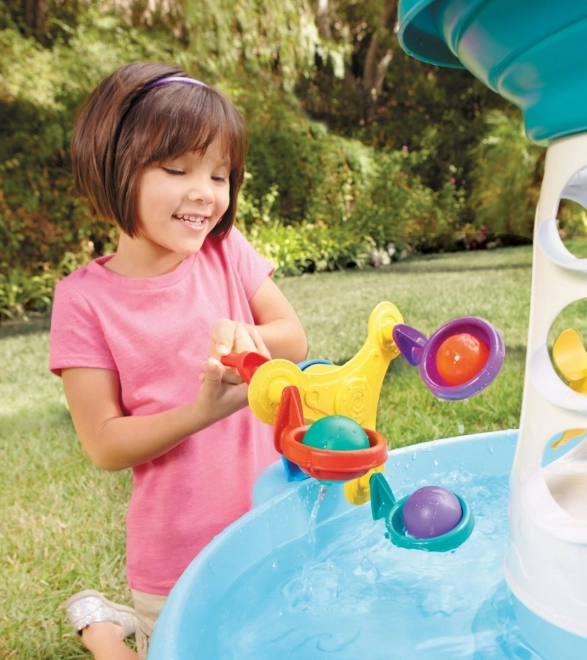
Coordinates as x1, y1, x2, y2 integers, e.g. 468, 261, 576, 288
212, 176, 228, 183
162, 167, 184, 175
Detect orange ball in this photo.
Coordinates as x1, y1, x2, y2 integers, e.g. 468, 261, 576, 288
435, 333, 489, 386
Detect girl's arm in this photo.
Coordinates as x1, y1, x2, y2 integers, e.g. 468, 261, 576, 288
210, 277, 308, 366
62, 358, 249, 471
250, 277, 308, 363
63, 277, 307, 472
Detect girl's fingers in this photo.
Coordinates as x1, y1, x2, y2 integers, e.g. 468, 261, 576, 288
233, 323, 257, 353
201, 358, 223, 384
197, 359, 250, 417
211, 319, 236, 357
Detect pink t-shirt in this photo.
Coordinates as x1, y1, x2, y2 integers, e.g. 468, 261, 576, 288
49, 227, 278, 595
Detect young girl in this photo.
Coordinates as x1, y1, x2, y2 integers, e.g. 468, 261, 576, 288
49, 61, 308, 659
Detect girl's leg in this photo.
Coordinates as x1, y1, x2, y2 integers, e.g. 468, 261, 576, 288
65, 590, 139, 659
81, 622, 137, 659
131, 589, 168, 660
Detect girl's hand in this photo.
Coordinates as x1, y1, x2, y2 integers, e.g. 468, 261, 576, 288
196, 358, 250, 422
209, 319, 270, 384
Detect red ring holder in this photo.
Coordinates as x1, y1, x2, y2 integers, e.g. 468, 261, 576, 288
273, 385, 388, 482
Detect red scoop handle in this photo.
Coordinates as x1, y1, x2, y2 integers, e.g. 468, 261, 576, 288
220, 351, 269, 383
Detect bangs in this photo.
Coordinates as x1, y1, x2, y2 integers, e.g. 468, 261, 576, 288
120, 85, 247, 172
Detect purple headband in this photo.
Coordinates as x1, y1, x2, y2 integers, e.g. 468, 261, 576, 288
144, 76, 208, 90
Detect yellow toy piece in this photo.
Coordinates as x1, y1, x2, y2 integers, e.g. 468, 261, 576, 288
552, 328, 587, 393
247, 301, 404, 426
551, 428, 587, 450
539, 329, 586, 448
343, 465, 385, 505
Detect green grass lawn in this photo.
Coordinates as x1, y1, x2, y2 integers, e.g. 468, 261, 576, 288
0, 246, 538, 658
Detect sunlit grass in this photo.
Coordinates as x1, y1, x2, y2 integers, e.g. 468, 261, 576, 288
1, 246, 535, 658
1, 321, 132, 659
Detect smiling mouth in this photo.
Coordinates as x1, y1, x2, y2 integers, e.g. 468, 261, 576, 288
173, 213, 209, 227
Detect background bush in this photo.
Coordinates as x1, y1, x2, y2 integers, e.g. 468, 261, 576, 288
2, 0, 587, 321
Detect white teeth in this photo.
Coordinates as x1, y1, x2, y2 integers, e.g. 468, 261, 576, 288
175, 214, 205, 224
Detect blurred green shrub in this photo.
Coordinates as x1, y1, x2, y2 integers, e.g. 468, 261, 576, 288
244, 219, 372, 276
0, 9, 177, 272
347, 149, 465, 254
558, 200, 587, 240
242, 101, 464, 261
244, 96, 375, 226
468, 110, 544, 240
0, 267, 54, 320
238, 182, 371, 275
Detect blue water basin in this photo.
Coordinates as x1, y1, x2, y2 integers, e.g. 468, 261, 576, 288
148, 429, 578, 659
397, 0, 587, 142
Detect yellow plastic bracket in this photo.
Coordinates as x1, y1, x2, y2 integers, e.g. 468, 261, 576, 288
343, 465, 385, 506
552, 328, 587, 392
247, 301, 404, 426
551, 428, 587, 450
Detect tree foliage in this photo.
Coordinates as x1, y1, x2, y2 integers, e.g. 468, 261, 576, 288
0, 0, 578, 296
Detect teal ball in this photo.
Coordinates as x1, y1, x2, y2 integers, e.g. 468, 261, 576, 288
303, 415, 370, 451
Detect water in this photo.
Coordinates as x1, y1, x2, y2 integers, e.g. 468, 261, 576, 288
299, 485, 328, 600
306, 485, 328, 553
195, 472, 543, 659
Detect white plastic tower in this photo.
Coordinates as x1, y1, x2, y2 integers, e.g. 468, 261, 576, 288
505, 132, 587, 640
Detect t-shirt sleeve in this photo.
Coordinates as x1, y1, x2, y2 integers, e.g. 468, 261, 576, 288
227, 226, 275, 300
49, 279, 117, 376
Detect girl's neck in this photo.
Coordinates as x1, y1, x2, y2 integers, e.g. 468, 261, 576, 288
103, 234, 188, 278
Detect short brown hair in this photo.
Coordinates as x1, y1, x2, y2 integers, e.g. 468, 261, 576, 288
71, 62, 248, 241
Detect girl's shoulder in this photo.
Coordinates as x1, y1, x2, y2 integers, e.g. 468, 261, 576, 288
214, 225, 249, 254
53, 256, 126, 306
216, 226, 267, 263
55, 259, 101, 292
199, 227, 273, 297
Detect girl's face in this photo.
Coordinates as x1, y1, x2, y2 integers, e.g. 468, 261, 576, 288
135, 139, 231, 264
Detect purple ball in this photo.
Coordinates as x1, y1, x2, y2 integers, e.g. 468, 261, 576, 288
403, 486, 463, 539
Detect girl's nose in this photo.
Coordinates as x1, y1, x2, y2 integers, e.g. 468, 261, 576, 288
187, 184, 213, 204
